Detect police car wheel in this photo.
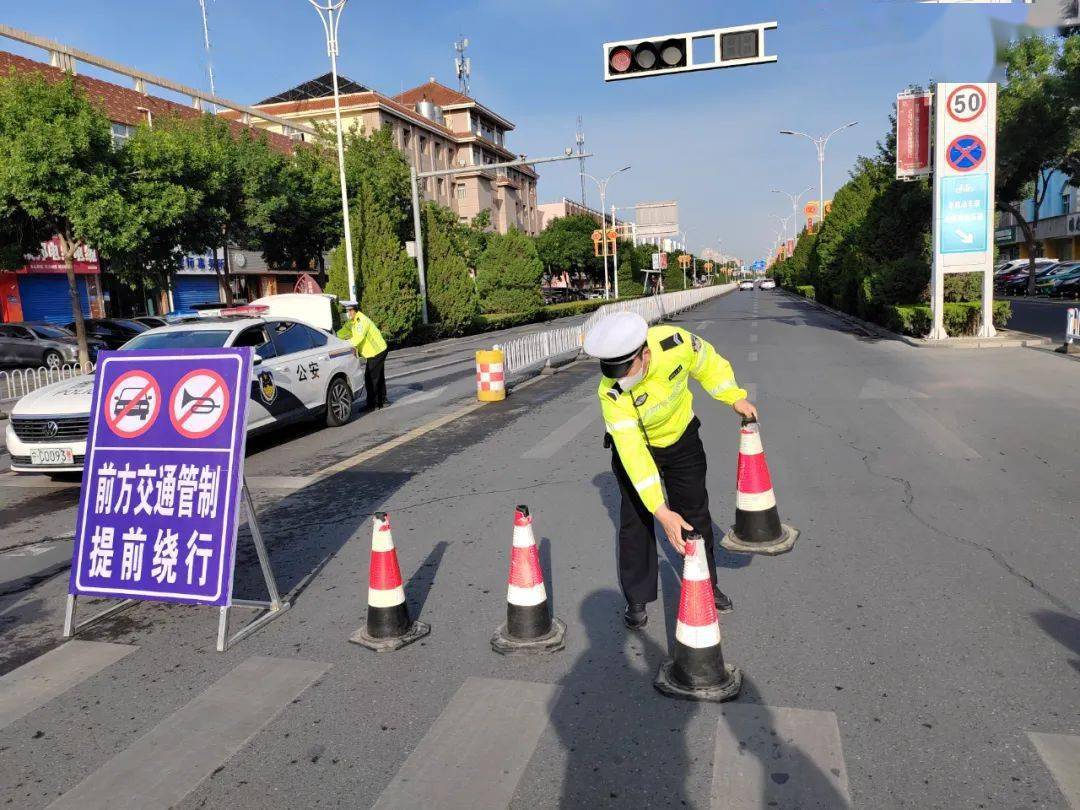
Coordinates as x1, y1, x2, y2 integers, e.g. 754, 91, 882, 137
325, 376, 353, 427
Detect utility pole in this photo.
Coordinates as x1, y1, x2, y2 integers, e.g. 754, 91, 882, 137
772, 185, 813, 236
780, 122, 858, 228
582, 167, 632, 299
576, 116, 587, 207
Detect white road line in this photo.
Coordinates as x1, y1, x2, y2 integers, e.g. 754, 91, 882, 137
388, 384, 448, 407
0, 641, 136, 731
748, 352, 758, 362
886, 400, 981, 460
697, 320, 714, 330
47, 656, 329, 810
1028, 731, 1080, 807
858, 377, 928, 400
750, 334, 758, 343
711, 705, 852, 809
372, 676, 560, 810
522, 406, 599, 459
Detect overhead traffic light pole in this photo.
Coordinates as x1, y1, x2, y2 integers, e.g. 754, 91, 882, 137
603, 21, 777, 81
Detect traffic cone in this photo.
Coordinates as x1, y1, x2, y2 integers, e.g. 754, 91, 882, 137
491, 505, 566, 655
654, 533, 742, 703
720, 418, 800, 556
349, 512, 430, 652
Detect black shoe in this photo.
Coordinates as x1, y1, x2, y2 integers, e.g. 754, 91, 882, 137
713, 586, 733, 614
624, 602, 648, 630
378, 400, 391, 408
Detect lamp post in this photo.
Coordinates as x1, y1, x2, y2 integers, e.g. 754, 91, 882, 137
307, 0, 356, 303
779, 122, 857, 228
581, 166, 631, 299
772, 185, 813, 236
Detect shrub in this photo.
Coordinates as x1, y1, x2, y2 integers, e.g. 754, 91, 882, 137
476, 229, 544, 315
885, 301, 1011, 336
422, 203, 479, 335
796, 285, 816, 300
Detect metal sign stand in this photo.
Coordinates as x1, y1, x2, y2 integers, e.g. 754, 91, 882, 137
63, 478, 289, 653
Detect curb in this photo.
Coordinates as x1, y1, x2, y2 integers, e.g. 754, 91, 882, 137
780, 290, 1052, 349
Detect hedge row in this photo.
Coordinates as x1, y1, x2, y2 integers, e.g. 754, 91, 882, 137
884, 302, 1012, 337
795, 285, 816, 300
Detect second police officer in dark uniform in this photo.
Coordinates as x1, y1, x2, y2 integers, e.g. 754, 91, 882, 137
583, 311, 758, 629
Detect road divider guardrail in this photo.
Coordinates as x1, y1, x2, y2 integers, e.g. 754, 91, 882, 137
0, 362, 94, 403
1068, 307, 1080, 346
497, 283, 737, 376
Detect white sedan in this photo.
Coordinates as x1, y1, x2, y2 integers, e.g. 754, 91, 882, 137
5, 299, 363, 475
760, 278, 776, 290
738, 280, 755, 291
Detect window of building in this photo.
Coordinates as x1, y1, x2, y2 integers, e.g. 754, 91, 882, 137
403, 128, 411, 148
110, 122, 134, 147
1063, 192, 1072, 214
456, 184, 466, 201
435, 143, 443, 163
420, 136, 427, 155
437, 178, 445, 196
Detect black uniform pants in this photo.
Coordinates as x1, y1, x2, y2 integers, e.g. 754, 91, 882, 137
364, 348, 388, 408
610, 416, 719, 605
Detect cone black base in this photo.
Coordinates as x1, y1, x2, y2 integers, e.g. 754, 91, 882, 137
491, 617, 566, 655
349, 619, 430, 652
734, 505, 784, 543
654, 660, 742, 703
507, 603, 553, 641
720, 523, 799, 556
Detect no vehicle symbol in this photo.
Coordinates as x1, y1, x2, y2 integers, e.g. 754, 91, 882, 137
169, 369, 231, 440
105, 370, 161, 439
946, 135, 985, 173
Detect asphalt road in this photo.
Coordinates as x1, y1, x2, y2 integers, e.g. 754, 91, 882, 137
1001, 295, 1077, 341
1, 289, 1078, 808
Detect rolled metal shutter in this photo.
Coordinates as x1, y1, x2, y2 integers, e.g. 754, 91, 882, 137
172, 276, 222, 314
18, 275, 90, 323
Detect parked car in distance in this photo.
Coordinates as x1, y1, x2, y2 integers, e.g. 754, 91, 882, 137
997, 264, 1061, 296
995, 258, 1056, 278
132, 316, 168, 329
1052, 273, 1080, 299
759, 278, 776, 290
0, 322, 106, 367
1035, 262, 1080, 296
63, 318, 149, 349
738, 279, 755, 291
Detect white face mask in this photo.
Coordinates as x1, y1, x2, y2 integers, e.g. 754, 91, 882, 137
618, 368, 645, 390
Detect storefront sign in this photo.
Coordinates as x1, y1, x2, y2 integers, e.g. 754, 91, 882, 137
20, 237, 99, 274
994, 226, 1016, 244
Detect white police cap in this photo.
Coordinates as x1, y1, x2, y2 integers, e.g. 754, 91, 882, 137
583, 312, 649, 378
342, 300, 358, 308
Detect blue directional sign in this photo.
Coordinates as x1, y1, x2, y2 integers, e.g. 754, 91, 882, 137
940, 173, 989, 254
751, 259, 766, 271
946, 135, 985, 172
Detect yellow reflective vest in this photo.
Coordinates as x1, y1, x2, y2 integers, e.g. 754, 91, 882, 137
598, 325, 746, 514
339, 311, 387, 358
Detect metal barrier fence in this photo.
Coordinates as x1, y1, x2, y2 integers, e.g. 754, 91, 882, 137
1068, 307, 1080, 345
499, 283, 737, 374
0, 362, 94, 403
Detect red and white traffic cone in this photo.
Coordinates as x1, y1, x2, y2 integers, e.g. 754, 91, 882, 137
720, 418, 799, 556
654, 533, 742, 702
349, 512, 430, 651
491, 505, 566, 655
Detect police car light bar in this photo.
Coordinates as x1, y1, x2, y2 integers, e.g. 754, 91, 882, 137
603, 21, 777, 82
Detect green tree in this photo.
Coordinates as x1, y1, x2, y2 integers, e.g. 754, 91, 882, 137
996, 35, 1076, 293
357, 190, 421, 342
422, 202, 479, 333
0, 72, 143, 365
476, 229, 543, 314
535, 214, 601, 284
616, 239, 646, 298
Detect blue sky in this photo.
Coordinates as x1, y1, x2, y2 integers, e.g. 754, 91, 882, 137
2, 0, 1037, 264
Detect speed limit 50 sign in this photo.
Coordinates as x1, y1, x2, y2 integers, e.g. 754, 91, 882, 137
946, 84, 987, 123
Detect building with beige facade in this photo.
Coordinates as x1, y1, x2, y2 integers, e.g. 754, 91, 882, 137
221, 75, 539, 235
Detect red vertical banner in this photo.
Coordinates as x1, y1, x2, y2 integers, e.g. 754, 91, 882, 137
896, 91, 932, 179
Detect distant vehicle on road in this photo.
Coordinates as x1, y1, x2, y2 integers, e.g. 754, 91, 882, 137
738, 279, 755, 291
7, 295, 362, 475
0, 322, 106, 367
63, 318, 149, 350
760, 278, 776, 290
1035, 262, 1080, 296
998, 264, 1061, 296
1053, 273, 1080, 299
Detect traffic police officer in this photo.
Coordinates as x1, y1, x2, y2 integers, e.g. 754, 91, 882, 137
584, 311, 758, 629
340, 301, 389, 410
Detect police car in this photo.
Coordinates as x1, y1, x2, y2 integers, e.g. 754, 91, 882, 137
4, 295, 363, 475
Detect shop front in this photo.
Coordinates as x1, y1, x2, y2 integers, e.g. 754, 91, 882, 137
0, 237, 104, 324
172, 253, 224, 315
995, 212, 1080, 262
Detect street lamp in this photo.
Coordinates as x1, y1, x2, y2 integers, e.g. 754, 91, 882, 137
779, 122, 857, 228
772, 185, 813, 236
581, 166, 631, 299
307, 0, 356, 303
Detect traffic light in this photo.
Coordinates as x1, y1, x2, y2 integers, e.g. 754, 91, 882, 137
604, 22, 777, 82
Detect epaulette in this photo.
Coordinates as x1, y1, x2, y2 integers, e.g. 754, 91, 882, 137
659, 332, 684, 351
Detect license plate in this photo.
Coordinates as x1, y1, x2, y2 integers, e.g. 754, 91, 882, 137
30, 448, 74, 466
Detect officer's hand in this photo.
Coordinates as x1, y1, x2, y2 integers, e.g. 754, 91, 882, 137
655, 505, 694, 554
732, 398, 758, 421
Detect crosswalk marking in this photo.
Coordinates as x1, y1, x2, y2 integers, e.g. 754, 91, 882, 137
372, 676, 560, 810
46, 655, 329, 810
886, 399, 981, 460
1028, 731, 1080, 807
0, 640, 136, 731
522, 406, 598, 459
710, 704, 852, 809
748, 351, 758, 362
